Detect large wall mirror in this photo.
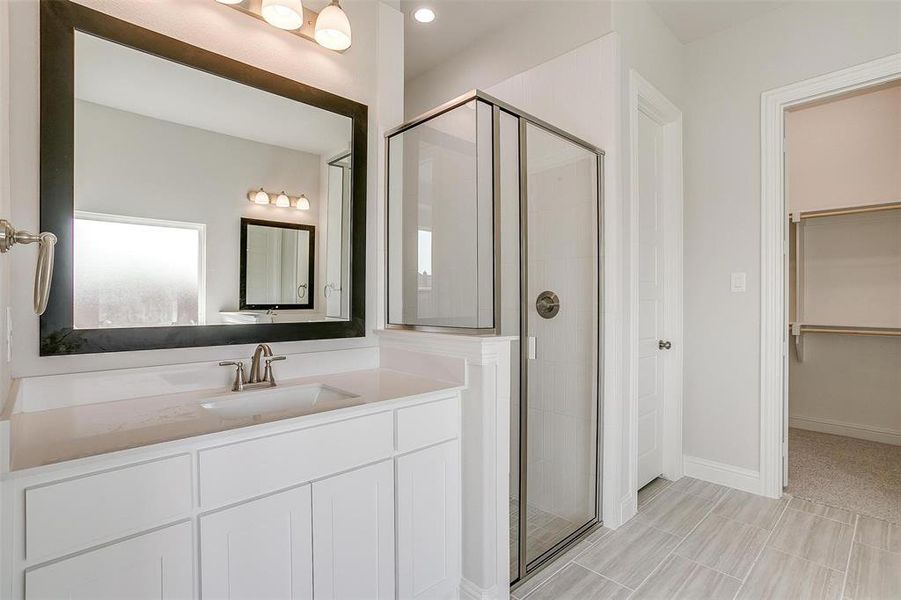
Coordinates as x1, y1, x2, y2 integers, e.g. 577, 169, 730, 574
40, 1, 367, 354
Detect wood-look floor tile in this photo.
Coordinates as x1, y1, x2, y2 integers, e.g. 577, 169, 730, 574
631, 555, 741, 600
675, 513, 769, 579
638, 478, 672, 508
636, 488, 715, 537
512, 536, 597, 599
855, 515, 901, 554
574, 519, 681, 589
668, 477, 729, 501
843, 542, 901, 600
787, 497, 854, 525
523, 564, 630, 600
768, 508, 854, 571
736, 548, 843, 600
714, 489, 788, 530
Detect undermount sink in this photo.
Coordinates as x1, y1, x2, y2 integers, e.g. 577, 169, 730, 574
201, 384, 362, 420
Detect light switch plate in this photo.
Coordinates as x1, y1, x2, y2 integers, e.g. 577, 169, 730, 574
731, 272, 747, 293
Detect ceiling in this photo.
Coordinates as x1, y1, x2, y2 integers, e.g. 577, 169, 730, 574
647, 0, 787, 43
400, 0, 537, 81
75, 32, 351, 156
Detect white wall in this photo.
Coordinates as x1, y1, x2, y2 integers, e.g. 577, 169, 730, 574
7, 0, 404, 377
683, 1, 901, 471
76, 101, 325, 324
404, 1, 613, 119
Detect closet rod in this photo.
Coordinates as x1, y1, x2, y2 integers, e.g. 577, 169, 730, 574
793, 201, 901, 220
797, 325, 901, 337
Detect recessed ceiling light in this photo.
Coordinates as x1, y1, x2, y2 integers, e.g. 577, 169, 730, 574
413, 7, 435, 23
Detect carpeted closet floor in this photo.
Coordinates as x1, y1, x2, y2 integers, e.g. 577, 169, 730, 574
787, 427, 901, 524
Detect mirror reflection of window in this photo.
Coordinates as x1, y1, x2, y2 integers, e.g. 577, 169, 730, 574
73, 213, 205, 329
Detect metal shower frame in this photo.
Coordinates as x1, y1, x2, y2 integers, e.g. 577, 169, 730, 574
384, 89, 606, 587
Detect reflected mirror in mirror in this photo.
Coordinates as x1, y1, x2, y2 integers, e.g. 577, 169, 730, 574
241, 219, 315, 310
72, 31, 353, 328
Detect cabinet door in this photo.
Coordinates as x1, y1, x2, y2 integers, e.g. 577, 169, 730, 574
312, 460, 394, 600
200, 485, 312, 599
396, 441, 461, 600
25, 521, 192, 600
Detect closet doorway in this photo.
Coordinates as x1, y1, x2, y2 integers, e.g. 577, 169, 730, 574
783, 78, 901, 522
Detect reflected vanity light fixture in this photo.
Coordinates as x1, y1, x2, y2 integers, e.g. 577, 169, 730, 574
249, 188, 271, 205
275, 191, 291, 208
217, 0, 352, 52
247, 188, 310, 210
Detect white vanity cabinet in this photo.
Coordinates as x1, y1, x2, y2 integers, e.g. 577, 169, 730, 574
4, 392, 462, 600
200, 485, 314, 599
24, 522, 194, 600
312, 460, 395, 600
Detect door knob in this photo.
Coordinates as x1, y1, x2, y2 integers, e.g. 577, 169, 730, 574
658, 340, 672, 350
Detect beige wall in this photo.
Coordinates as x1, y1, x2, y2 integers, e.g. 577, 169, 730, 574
683, 1, 901, 471
787, 85, 901, 445
787, 84, 901, 212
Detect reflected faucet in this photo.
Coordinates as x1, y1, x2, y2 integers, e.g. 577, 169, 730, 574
219, 344, 286, 392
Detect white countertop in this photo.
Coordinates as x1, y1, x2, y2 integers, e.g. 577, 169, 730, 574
9, 368, 462, 471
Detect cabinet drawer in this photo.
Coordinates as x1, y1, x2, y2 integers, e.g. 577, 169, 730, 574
199, 411, 394, 508
25, 521, 193, 600
25, 455, 192, 562
395, 397, 459, 453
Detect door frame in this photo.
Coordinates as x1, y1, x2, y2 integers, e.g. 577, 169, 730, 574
759, 53, 901, 498
627, 70, 684, 512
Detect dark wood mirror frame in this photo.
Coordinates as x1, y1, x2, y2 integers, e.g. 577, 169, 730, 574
239, 218, 316, 311
39, 0, 367, 355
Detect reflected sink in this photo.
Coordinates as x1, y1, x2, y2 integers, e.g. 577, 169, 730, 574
201, 384, 362, 420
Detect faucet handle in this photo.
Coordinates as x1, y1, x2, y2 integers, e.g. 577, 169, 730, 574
264, 355, 286, 363
219, 361, 246, 392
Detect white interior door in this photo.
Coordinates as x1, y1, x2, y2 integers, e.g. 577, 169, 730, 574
636, 110, 667, 490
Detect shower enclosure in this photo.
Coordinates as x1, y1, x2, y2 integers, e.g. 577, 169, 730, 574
386, 91, 603, 585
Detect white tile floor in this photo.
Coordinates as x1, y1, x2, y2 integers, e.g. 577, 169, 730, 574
511, 478, 901, 600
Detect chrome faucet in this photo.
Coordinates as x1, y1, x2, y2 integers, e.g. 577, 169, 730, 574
219, 344, 286, 392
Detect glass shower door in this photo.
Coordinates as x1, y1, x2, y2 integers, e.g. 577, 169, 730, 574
519, 121, 600, 568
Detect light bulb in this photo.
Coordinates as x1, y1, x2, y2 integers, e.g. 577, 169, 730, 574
249, 188, 271, 205
296, 194, 310, 210
261, 0, 305, 30
413, 7, 435, 23
215, 0, 243, 4
315, 1, 352, 51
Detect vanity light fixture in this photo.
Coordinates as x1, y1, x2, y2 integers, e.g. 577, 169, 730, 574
261, 0, 305, 30
249, 188, 271, 205
413, 7, 435, 23
217, 0, 352, 52
314, 1, 352, 51
295, 194, 311, 211
275, 191, 291, 208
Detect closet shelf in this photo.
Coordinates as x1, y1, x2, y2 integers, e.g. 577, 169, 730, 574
789, 200, 901, 221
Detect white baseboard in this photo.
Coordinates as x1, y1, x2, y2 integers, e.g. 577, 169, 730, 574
790, 416, 901, 446
460, 579, 502, 600
683, 455, 762, 495
618, 494, 636, 527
